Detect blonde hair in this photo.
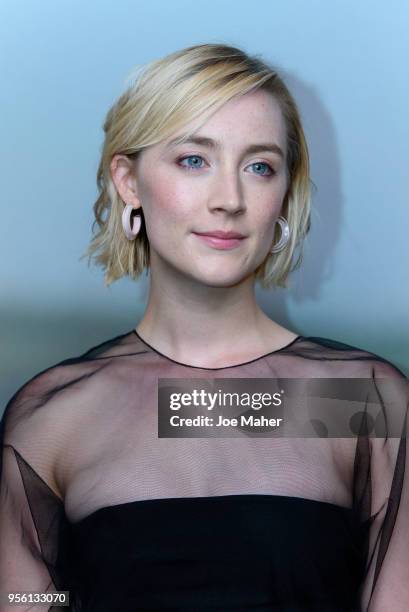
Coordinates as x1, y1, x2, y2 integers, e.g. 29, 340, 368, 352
80, 43, 312, 289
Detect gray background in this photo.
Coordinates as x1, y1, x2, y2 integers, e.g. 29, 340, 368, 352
1, 0, 408, 414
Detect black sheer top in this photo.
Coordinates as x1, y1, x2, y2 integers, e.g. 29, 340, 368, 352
0, 329, 408, 611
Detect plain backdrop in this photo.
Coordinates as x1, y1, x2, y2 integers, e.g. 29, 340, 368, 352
1, 0, 408, 413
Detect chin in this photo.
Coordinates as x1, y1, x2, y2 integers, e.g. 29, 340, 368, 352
191, 270, 252, 288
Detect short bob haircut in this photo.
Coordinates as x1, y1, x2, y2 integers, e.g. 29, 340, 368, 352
81, 43, 312, 289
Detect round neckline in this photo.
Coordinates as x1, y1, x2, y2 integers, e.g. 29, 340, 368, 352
132, 329, 304, 370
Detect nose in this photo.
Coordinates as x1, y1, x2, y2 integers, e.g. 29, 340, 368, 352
209, 165, 246, 215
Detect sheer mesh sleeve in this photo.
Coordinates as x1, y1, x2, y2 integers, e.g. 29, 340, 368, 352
1, 330, 408, 611
0, 365, 81, 612
356, 359, 409, 611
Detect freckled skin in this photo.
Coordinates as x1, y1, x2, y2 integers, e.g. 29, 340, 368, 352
132, 89, 288, 289
110, 88, 295, 365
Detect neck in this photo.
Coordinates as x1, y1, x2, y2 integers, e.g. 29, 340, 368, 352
134, 257, 295, 368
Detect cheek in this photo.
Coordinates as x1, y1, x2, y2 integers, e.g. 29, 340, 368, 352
140, 177, 187, 224
256, 188, 286, 224
139, 180, 195, 249
266, 177, 288, 221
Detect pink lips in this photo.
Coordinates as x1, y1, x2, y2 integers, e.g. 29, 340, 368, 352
196, 230, 245, 239
193, 232, 246, 250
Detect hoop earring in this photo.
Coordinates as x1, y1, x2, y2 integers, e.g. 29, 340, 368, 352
122, 203, 142, 241
270, 216, 290, 253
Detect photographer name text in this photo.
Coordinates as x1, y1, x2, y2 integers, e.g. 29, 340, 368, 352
169, 414, 283, 427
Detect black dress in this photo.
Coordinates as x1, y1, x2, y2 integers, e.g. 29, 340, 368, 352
0, 329, 408, 611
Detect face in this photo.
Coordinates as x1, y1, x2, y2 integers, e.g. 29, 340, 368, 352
126, 89, 288, 288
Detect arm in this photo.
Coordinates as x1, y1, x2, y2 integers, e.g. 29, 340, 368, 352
0, 445, 62, 612
0, 368, 73, 612
359, 361, 409, 610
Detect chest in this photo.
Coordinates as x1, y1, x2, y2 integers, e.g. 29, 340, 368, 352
62, 421, 356, 523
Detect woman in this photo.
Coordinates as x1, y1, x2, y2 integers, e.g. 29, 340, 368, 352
0, 43, 408, 611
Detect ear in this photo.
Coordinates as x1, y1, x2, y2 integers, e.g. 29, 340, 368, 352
110, 154, 141, 208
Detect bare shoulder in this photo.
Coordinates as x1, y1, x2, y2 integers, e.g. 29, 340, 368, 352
2, 361, 88, 498
294, 335, 407, 377
2, 354, 121, 499
2, 330, 140, 501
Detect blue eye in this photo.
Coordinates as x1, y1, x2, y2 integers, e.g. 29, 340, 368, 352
250, 162, 275, 176
177, 155, 275, 176
178, 155, 205, 170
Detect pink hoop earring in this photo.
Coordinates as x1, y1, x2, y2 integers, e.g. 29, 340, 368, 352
122, 203, 142, 241
270, 216, 290, 253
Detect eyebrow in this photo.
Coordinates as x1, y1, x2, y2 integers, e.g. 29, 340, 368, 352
165, 134, 285, 159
